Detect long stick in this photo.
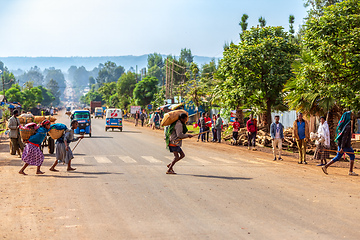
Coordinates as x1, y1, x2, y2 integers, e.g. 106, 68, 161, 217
72, 137, 83, 152
323, 149, 356, 155
177, 130, 210, 141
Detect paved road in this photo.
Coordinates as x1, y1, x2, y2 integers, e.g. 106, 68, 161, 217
1, 113, 360, 239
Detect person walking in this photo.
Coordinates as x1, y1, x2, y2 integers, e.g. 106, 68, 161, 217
165, 113, 193, 174
49, 120, 84, 172
322, 111, 358, 176
140, 110, 147, 127
270, 115, 284, 161
8, 109, 23, 157
135, 111, 140, 126
212, 115, 217, 142
215, 113, 223, 143
246, 114, 257, 150
293, 113, 310, 164
232, 118, 241, 145
314, 116, 330, 166
19, 120, 51, 175
199, 112, 206, 142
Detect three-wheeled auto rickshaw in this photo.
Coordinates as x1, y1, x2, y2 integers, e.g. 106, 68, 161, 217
105, 108, 122, 131
94, 107, 103, 119
71, 110, 91, 137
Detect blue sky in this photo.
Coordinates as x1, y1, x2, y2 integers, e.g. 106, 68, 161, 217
0, 0, 308, 58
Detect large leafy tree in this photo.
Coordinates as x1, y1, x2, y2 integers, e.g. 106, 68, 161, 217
217, 26, 299, 129
133, 76, 158, 106
98, 82, 117, 106
5, 84, 24, 103
37, 86, 55, 107
179, 48, 194, 64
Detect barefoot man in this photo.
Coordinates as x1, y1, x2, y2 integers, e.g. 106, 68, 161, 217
166, 113, 193, 174
50, 120, 84, 172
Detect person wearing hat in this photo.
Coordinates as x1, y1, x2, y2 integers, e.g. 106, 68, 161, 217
314, 116, 330, 166
19, 120, 51, 175
8, 109, 23, 157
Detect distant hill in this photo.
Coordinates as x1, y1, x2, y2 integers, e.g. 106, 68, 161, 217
0, 55, 219, 73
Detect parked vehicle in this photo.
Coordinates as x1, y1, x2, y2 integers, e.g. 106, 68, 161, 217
94, 107, 103, 118
105, 108, 122, 132
71, 110, 91, 137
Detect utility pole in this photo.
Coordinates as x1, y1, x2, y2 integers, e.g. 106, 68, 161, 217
165, 59, 169, 99
2, 75, 4, 98
170, 60, 174, 100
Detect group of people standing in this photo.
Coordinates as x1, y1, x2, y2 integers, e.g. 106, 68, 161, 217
197, 113, 223, 143
134, 110, 147, 127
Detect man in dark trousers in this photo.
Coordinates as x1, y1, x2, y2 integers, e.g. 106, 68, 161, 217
246, 114, 257, 151
322, 111, 358, 176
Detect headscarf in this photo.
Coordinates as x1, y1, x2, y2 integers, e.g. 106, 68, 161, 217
335, 111, 351, 143
41, 119, 51, 127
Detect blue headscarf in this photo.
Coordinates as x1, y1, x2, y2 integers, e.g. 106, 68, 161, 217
335, 111, 351, 143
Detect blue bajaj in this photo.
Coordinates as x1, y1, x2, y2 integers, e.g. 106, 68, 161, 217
105, 108, 122, 132
71, 110, 92, 137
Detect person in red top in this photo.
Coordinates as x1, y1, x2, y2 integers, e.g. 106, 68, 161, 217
204, 113, 212, 142
246, 114, 257, 150
232, 118, 241, 145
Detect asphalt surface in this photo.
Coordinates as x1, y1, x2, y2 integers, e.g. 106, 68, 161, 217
1, 113, 360, 240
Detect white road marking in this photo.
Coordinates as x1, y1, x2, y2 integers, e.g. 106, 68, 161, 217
188, 156, 211, 164
75, 157, 86, 164
118, 156, 137, 163
94, 156, 112, 163
141, 156, 162, 163
210, 156, 237, 164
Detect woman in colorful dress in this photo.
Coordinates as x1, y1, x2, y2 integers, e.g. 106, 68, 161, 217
49, 120, 83, 172
19, 120, 51, 175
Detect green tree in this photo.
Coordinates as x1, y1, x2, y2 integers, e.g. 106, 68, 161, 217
46, 79, 61, 106
289, 15, 295, 35
239, 14, 249, 32
217, 26, 299, 129
117, 71, 137, 98
179, 48, 194, 64
304, 0, 343, 17
99, 82, 117, 106
5, 84, 24, 103
133, 76, 158, 106
22, 87, 43, 111
37, 86, 55, 107
258, 16, 266, 27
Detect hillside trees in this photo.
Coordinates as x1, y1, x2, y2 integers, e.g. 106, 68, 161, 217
133, 76, 158, 106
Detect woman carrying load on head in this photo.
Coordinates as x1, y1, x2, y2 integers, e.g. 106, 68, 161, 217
19, 120, 51, 175
322, 111, 358, 176
49, 120, 83, 172
165, 113, 193, 174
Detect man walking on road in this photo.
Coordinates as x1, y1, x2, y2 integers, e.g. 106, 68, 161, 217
140, 110, 147, 127
247, 114, 257, 150
8, 109, 23, 157
293, 113, 309, 164
166, 113, 193, 174
322, 111, 358, 176
270, 115, 284, 161
215, 113, 223, 143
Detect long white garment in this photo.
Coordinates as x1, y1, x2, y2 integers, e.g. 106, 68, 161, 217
317, 121, 330, 147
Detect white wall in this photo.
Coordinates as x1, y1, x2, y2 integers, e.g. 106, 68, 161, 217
271, 110, 297, 129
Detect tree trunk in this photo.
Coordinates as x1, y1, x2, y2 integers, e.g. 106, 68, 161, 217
236, 105, 244, 127
327, 106, 340, 150
265, 99, 272, 131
